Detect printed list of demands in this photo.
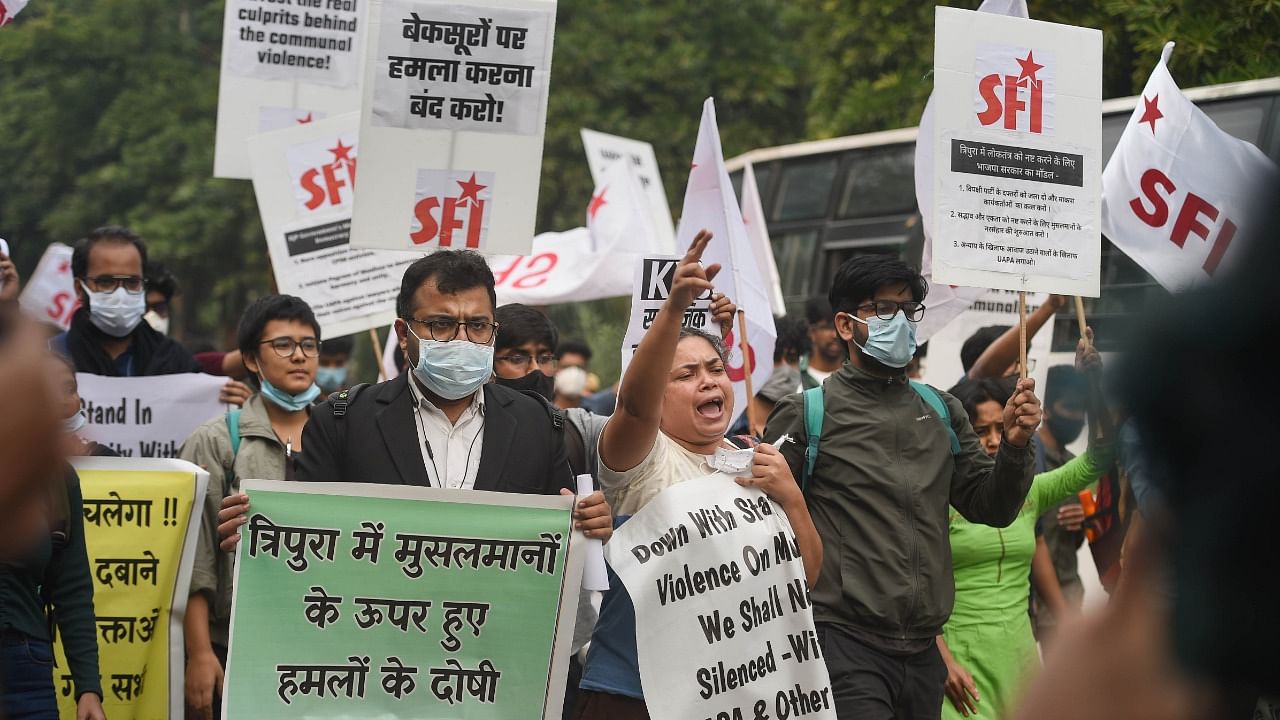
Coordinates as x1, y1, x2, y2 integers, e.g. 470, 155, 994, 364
948, 139, 1085, 269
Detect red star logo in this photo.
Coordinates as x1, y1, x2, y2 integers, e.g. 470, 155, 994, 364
58, 260, 71, 273
1138, 94, 1163, 134
588, 186, 609, 220
296, 113, 314, 124
690, 162, 698, 170
327, 140, 354, 164
1016, 50, 1043, 84
456, 173, 487, 205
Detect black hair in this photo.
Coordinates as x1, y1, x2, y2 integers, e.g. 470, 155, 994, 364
395, 250, 496, 319
677, 326, 727, 363
320, 334, 355, 358
827, 254, 928, 316
960, 325, 1010, 373
555, 338, 592, 363
1044, 364, 1087, 409
144, 261, 179, 301
804, 296, 834, 327
948, 376, 1015, 426
773, 315, 810, 363
236, 295, 322, 358
71, 225, 148, 280
494, 304, 557, 353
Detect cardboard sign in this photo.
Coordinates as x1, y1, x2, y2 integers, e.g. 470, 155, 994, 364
77, 373, 228, 458
620, 255, 712, 372
581, 129, 676, 253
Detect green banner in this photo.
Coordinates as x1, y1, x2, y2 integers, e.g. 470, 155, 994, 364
223, 480, 581, 719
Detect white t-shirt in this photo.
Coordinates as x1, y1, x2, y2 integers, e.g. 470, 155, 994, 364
805, 366, 835, 386
598, 431, 734, 517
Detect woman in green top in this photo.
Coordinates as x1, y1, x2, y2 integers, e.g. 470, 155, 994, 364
937, 334, 1108, 719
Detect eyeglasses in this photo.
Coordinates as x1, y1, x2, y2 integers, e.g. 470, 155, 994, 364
84, 275, 144, 294
260, 336, 321, 358
495, 352, 557, 370
855, 300, 926, 322
408, 318, 499, 344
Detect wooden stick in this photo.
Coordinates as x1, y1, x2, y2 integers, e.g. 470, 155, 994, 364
1018, 291, 1028, 381
1073, 296, 1089, 345
368, 327, 386, 382
736, 309, 757, 432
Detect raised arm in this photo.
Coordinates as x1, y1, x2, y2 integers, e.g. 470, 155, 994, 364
968, 295, 1065, 379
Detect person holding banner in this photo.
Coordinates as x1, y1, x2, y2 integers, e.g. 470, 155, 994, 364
576, 231, 822, 720
762, 253, 1041, 720
0, 246, 19, 302
180, 294, 323, 720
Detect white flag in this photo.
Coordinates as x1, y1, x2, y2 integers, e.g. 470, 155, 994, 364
675, 98, 776, 428
0, 0, 30, 26
18, 242, 78, 330
492, 227, 635, 306
914, 0, 1028, 343
587, 160, 662, 254
740, 163, 787, 316
1102, 42, 1277, 291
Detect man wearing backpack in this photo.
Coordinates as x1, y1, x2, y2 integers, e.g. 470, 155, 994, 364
762, 254, 1042, 720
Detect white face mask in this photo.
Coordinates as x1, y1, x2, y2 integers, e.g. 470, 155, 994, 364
143, 310, 169, 336
709, 447, 756, 477
81, 282, 146, 338
63, 409, 88, 434
408, 329, 494, 401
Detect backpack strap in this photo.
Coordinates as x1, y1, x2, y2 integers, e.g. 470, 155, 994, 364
223, 408, 243, 496
801, 386, 825, 491
909, 381, 961, 456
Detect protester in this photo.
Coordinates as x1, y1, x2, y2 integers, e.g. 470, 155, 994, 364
763, 253, 1041, 719
936, 333, 1108, 719
315, 333, 354, 401
143, 261, 177, 336
51, 354, 116, 457
576, 231, 822, 720
800, 296, 842, 387
0, 246, 20, 303
555, 365, 589, 409
749, 314, 810, 436
964, 295, 1066, 380
556, 338, 593, 374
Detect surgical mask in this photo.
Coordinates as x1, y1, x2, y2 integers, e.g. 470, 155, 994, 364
63, 409, 88, 434
1046, 415, 1085, 445
143, 310, 169, 336
315, 366, 349, 392
259, 376, 320, 412
408, 330, 494, 401
709, 447, 756, 477
494, 370, 554, 401
846, 311, 917, 369
81, 283, 146, 338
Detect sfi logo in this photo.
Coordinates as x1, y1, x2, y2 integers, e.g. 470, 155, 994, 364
287, 135, 357, 213
974, 45, 1054, 135
410, 170, 494, 249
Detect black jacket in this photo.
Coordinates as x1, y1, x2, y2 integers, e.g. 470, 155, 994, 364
62, 307, 201, 376
297, 375, 573, 495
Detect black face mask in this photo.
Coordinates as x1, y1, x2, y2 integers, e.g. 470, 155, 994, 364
1046, 414, 1085, 445
494, 370, 554, 402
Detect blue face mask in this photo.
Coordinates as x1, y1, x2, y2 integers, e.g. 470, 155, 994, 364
259, 376, 320, 412
846, 310, 917, 368
407, 328, 494, 401
315, 366, 348, 392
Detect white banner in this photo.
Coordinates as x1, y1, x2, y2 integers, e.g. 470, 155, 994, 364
213, 0, 370, 178
492, 227, 633, 306
18, 242, 78, 330
249, 113, 419, 338
620, 255, 712, 373
77, 373, 228, 458
1101, 42, 1278, 291
931, 8, 1102, 296
606, 475, 836, 720
581, 128, 676, 253
587, 159, 663, 255
350, 0, 557, 255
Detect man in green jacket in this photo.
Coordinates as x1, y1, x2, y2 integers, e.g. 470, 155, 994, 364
763, 254, 1041, 720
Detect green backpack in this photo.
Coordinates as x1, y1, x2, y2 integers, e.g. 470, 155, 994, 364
800, 381, 961, 490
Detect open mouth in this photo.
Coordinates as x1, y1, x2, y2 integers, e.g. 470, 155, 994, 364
696, 398, 725, 419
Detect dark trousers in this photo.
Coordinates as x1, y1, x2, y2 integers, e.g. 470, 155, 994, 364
562, 654, 583, 720
573, 688, 650, 720
816, 623, 947, 720
0, 635, 60, 720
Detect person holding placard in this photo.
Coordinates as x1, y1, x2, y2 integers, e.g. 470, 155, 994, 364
762, 254, 1041, 720
575, 231, 822, 720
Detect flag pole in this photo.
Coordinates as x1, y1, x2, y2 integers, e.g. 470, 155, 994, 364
1018, 291, 1028, 381
1073, 296, 1089, 345
369, 327, 387, 382
736, 309, 757, 432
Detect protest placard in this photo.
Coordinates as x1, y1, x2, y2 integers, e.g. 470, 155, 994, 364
491, 227, 633, 306
77, 373, 227, 458
581, 128, 676, 253
349, 0, 557, 254
17, 242, 78, 330
223, 480, 584, 719
52, 457, 207, 720
606, 474, 836, 720
214, 0, 370, 178
930, 8, 1102, 296
249, 113, 420, 338
620, 254, 712, 372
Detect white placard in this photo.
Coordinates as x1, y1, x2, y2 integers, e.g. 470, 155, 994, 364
931, 8, 1102, 296
581, 129, 676, 253
249, 114, 420, 338
18, 242, 79, 330
214, 0, 370, 178
606, 474, 836, 720
620, 255, 712, 374
350, 0, 557, 255
77, 373, 228, 458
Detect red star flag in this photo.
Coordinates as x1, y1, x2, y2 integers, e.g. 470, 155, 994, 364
914, 0, 1028, 342
677, 98, 776, 428
740, 163, 787, 316
587, 158, 662, 254
0, 0, 29, 26
1102, 42, 1278, 290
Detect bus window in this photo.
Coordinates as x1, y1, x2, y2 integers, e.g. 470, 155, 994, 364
1202, 97, 1269, 146
772, 157, 839, 222
772, 228, 821, 300
837, 145, 916, 218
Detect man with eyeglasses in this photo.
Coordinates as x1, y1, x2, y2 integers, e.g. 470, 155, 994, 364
762, 253, 1042, 720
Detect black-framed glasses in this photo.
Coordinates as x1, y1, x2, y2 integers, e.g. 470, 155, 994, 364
260, 336, 321, 358
495, 351, 557, 370
84, 275, 144, 294
856, 300, 926, 322
408, 318, 499, 344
